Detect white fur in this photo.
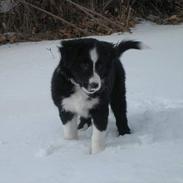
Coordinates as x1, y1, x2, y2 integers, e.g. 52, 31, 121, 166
91, 125, 106, 154
62, 86, 99, 118
89, 47, 101, 92
63, 116, 78, 140
90, 47, 98, 64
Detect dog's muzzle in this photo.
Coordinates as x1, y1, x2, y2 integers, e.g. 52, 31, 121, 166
70, 74, 101, 95
82, 74, 101, 94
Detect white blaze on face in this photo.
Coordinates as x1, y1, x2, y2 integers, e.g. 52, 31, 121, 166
88, 47, 101, 92
90, 47, 98, 65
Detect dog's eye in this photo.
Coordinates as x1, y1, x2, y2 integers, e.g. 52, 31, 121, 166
80, 63, 89, 71
96, 62, 103, 70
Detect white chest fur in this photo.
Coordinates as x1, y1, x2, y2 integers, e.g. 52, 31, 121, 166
62, 86, 99, 118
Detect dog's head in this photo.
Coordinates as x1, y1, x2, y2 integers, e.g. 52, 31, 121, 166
58, 38, 142, 94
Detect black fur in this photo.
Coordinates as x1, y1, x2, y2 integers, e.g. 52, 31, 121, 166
51, 38, 141, 136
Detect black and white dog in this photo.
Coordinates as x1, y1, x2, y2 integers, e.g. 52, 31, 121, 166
51, 38, 142, 153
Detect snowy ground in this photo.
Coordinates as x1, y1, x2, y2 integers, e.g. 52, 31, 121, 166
0, 22, 183, 183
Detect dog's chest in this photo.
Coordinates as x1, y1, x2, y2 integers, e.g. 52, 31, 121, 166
62, 87, 99, 117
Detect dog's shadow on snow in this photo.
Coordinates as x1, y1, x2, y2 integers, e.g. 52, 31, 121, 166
36, 106, 183, 156
108, 107, 183, 148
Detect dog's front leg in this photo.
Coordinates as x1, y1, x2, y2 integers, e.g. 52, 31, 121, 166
59, 109, 78, 140
63, 115, 78, 140
91, 105, 109, 154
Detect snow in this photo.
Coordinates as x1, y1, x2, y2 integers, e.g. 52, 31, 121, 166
0, 22, 183, 183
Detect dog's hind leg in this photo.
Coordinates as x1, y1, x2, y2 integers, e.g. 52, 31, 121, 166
78, 117, 92, 130
110, 62, 131, 135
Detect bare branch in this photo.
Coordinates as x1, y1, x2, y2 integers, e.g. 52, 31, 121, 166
15, 0, 92, 36
65, 0, 123, 30
65, 0, 113, 31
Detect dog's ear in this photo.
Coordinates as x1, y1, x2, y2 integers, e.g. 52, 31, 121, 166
58, 42, 76, 68
59, 46, 66, 62
58, 46, 67, 67
114, 40, 143, 58
57, 46, 73, 78
59, 40, 84, 67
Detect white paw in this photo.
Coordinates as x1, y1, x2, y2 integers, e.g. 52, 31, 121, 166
64, 132, 78, 140
91, 143, 105, 154
91, 125, 106, 154
63, 118, 78, 140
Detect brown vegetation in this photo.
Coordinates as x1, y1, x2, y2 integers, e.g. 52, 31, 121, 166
0, 0, 183, 43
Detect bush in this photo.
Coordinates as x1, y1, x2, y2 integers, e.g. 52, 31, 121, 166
0, 0, 183, 43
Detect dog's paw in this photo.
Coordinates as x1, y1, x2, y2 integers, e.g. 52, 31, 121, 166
118, 127, 131, 136
64, 133, 78, 140
90, 143, 105, 154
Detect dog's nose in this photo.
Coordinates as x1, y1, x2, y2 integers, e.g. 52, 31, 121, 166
90, 82, 99, 90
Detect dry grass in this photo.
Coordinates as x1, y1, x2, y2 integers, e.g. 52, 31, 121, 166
0, 0, 183, 43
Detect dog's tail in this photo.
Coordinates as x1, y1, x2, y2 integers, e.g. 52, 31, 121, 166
114, 40, 147, 57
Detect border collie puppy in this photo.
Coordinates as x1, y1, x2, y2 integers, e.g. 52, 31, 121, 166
51, 38, 142, 153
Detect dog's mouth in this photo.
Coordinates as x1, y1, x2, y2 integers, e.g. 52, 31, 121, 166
82, 79, 101, 94
70, 78, 101, 94
81, 85, 101, 95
